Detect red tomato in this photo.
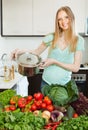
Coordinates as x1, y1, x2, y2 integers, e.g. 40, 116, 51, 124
33, 92, 43, 100
26, 95, 33, 104
35, 100, 42, 109
27, 95, 33, 101
31, 104, 37, 111
18, 97, 27, 108
41, 102, 47, 109
47, 105, 54, 112
9, 105, 16, 111
73, 113, 78, 118
43, 97, 52, 105
46, 99, 52, 105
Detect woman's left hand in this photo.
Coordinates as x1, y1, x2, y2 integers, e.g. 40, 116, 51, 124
39, 58, 56, 68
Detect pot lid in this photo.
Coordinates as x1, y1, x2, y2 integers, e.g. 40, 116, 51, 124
17, 52, 41, 67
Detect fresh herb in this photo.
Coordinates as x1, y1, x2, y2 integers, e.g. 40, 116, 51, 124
0, 111, 46, 130
56, 115, 88, 130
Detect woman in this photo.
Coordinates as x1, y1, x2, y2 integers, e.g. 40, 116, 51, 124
12, 6, 84, 89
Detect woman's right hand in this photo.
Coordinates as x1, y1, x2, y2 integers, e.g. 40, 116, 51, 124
11, 49, 27, 60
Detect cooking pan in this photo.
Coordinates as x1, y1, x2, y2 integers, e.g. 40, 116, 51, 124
16, 52, 42, 77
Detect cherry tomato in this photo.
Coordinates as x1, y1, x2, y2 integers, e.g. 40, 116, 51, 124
27, 95, 33, 101
35, 100, 42, 109
47, 105, 54, 112
73, 113, 78, 118
31, 104, 37, 111
43, 96, 52, 105
26, 95, 33, 104
9, 105, 16, 111
41, 102, 47, 109
46, 99, 52, 105
33, 92, 43, 100
18, 97, 27, 108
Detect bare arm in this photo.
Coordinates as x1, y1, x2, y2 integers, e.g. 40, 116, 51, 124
29, 42, 48, 55
40, 50, 82, 72
55, 51, 82, 72
11, 42, 48, 59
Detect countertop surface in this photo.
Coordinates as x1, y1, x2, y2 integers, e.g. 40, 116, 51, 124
0, 72, 23, 89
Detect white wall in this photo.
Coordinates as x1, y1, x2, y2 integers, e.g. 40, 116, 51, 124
0, 36, 48, 60
0, 0, 88, 64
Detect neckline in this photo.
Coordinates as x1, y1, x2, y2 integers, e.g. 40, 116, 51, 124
57, 45, 69, 52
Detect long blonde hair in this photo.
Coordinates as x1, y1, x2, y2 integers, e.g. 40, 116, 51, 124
52, 6, 78, 52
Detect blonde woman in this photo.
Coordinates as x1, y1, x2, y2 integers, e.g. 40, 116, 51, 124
12, 6, 84, 89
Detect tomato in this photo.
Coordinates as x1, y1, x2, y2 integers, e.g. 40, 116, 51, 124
43, 96, 52, 105
26, 95, 33, 102
4, 106, 10, 112
9, 105, 16, 111
33, 92, 43, 100
18, 97, 27, 108
31, 104, 37, 111
73, 113, 78, 118
35, 100, 42, 109
41, 102, 47, 109
10, 96, 19, 105
26, 95, 33, 104
47, 105, 54, 112
46, 99, 52, 105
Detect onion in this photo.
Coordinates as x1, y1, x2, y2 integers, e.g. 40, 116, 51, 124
42, 110, 51, 119
33, 110, 40, 116
51, 110, 64, 122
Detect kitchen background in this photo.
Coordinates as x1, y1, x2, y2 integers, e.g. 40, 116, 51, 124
0, 0, 88, 64
0, 0, 88, 97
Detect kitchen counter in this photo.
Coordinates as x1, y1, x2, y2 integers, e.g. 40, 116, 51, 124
80, 67, 88, 70
0, 72, 23, 89
0, 72, 29, 96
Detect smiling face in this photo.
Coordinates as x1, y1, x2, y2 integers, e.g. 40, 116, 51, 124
58, 10, 70, 31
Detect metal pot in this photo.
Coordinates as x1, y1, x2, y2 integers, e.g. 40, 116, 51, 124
16, 52, 42, 77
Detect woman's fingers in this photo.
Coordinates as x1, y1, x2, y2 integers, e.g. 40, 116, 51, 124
10, 49, 19, 60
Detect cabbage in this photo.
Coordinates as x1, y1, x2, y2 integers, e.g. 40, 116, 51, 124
49, 86, 69, 106
42, 80, 79, 106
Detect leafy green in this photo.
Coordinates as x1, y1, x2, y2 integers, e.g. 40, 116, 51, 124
65, 79, 79, 102
42, 80, 79, 106
57, 115, 88, 130
49, 86, 69, 106
0, 111, 46, 130
0, 89, 16, 106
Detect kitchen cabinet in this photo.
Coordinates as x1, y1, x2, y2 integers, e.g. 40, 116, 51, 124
1, 0, 33, 36
1, 0, 86, 36
1, 0, 56, 36
33, 0, 56, 35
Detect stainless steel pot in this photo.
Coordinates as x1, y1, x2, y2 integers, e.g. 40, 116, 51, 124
16, 52, 42, 77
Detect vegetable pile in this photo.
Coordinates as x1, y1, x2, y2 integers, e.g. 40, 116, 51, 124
0, 85, 88, 130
